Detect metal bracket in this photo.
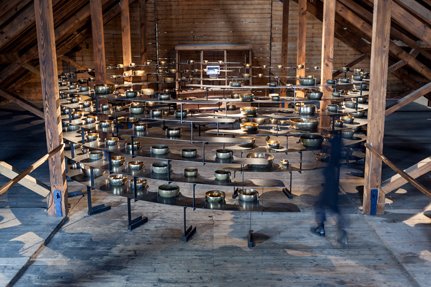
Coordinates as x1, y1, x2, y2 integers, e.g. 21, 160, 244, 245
127, 197, 148, 230
182, 206, 196, 241
248, 229, 255, 248
86, 186, 111, 216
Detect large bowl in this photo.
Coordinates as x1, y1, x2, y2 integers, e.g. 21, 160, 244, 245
158, 184, 179, 198
205, 190, 226, 203
214, 170, 231, 181
237, 188, 259, 202
300, 134, 324, 148
290, 118, 319, 132
246, 152, 274, 169
298, 104, 316, 116
151, 144, 169, 155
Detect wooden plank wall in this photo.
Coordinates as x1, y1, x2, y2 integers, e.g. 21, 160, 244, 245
13, 0, 412, 100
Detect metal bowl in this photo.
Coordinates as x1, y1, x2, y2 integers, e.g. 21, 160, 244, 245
184, 167, 198, 178
240, 94, 254, 102
111, 155, 125, 167
152, 162, 169, 174
226, 104, 237, 111
327, 104, 340, 113
307, 91, 323, 100
205, 190, 226, 203
86, 132, 99, 142
84, 115, 97, 124
341, 115, 354, 124
332, 91, 341, 97
109, 174, 127, 187
214, 170, 231, 181
81, 166, 103, 178
266, 139, 280, 149
269, 93, 280, 101
129, 178, 148, 191
150, 109, 162, 118
341, 129, 355, 139
240, 106, 257, 117
128, 160, 144, 171
290, 118, 319, 131
300, 134, 324, 148
299, 77, 316, 86
246, 152, 274, 169
216, 149, 233, 160
125, 90, 138, 98
151, 144, 169, 155
237, 188, 258, 202
298, 104, 316, 116
175, 110, 188, 119
98, 120, 112, 129
130, 103, 144, 114
125, 141, 140, 151
240, 122, 258, 134
134, 122, 146, 132
165, 127, 181, 138
334, 120, 344, 127
94, 84, 114, 95
350, 110, 365, 118
89, 150, 103, 161
158, 184, 179, 198
230, 82, 242, 87
280, 159, 290, 169
344, 101, 358, 109
357, 96, 367, 104
182, 148, 197, 158
252, 117, 267, 125
158, 93, 171, 101
339, 78, 350, 84
164, 77, 175, 84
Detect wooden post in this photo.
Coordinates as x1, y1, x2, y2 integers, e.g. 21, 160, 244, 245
34, 0, 68, 216
281, 0, 290, 67
139, 0, 147, 64
296, 0, 307, 97
120, 0, 132, 66
320, 0, 336, 127
363, 0, 392, 215
90, 0, 107, 84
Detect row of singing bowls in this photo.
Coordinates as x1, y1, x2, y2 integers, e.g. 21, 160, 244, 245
246, 152, 274, 169
152, 162, 169, 174
184, 167, 198, 178
182, 148, 197, 158
151, 144, 169, 155
216, 149, 233, 160
237, 188, 258, 202
214, 170, 231, 181
240, 106, 257, 117
290, 118, 318, 131
300, 134, 324, 148
240, 122, 258, 134
158, 184, 179, 198
206, 190, 225, 203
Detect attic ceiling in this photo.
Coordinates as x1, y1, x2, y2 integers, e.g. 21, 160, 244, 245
0, 0, 429, 98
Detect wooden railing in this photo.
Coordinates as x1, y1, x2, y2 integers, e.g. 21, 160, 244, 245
365, 143, 431, 197
0, 144, 64, 196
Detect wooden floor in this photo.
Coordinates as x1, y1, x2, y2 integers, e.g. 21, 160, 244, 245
0, 103, 430, 287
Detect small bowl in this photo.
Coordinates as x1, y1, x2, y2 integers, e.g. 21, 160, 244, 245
237, 188, 258, 202
280, 159, 290, 169
341, 129, 355, 139
216, 149, 233, 160
182, 148, 197, 158
152, 162, 169, 174
99, 120, 112, 129
129, 178, 148, 191
125, 141, 140, 151
109, 174, 127, 187
151, 144, 169, 155
158, 94, 171, 101
111, 155, 125, 167
81, 166, 103, 178
240, 122, 259, 134
269, 93, 280, 101
266, 139, 280, 149
128, 161, 144, 171
134, 122, 146, 132
240, 106, 257, 117
158, 184, 180, 198
214, 170, 231, 181
205, 190, 226, 203
89, 150, 103, 161
341, 115, 354, 124
86, 132, 99, 142
307, 91, 323, 100
125, 90, 138, 98
184, 167, 198, 178
240, 94, 254, 102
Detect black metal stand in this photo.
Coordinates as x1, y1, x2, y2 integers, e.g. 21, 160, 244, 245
182, 207, 196, 241
127, 197, 148, 230
248, 212, 255, 248
86, 186, 111, 215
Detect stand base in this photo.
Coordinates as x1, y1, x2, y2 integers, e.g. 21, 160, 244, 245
282, 188, 293, 199
248, 229, 255, 248
182, 225, 197, 242
88, 204, 111, 216
128, 215, 148, 231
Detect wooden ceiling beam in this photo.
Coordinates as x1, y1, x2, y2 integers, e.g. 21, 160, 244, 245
333, 54, 367, 77
0, 89, 44, 119
385, 82, 431, 115
0, 0, 33, 27
394, 0, 431, 26
281, 0, 290, 67
388, 48, 420, 73
0, 3, 36, 50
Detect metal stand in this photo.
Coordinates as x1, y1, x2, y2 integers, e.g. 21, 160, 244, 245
127, 197, 148, 230
248, 212, 255, 248
86, 186, 111, 215
281, 170, 293, 199
182, 206, 197, 241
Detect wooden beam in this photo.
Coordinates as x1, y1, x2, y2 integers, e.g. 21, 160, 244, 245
320, 0, 336, 111
332, 54, 367, 77
296, 0, 307, 97
363, 0, 392, 215
391, 1, 431, 46
394, 0, 431, 26
0, 161, 50, 197
120, 0, 132, 66
382, 156, 431, 194
19, 63, 40, 76
0, 0, 33, 27
139, 0, 147, 64
281, 0, 290, 67
0, 89, 44, 119
388, 49, 419, 73
0, 2, 35, 50
336, 1, 431, 80
385, 82, 431, 115
34, 0, 68, 216
90, 0, 107, 84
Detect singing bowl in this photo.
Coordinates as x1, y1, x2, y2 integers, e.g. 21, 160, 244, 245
240, 122, 258, 134
111, 155, 125, 167
290, 118, 318, 131
158, 184, 180, 198
237, 188, 258, 202
214, 170, 231, 181
81, 166, 103, 178
205, 190, 226, 203
184, 167, 198, 178
216, 149, 233, 159
88, 150, 103, 161
151, 144, 169, 155
128, 160, 144, 171
300, 134, 324, 148
182, 148, 197, 158
246, 152, 274, 169
108, 174, 127, 187
129, 178, 148, 191
152, 162, 170, 174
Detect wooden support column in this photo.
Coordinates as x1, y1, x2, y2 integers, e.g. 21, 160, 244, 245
90, 0, 107, 84
320, 0, 336, 127
363, 0, 392, 215
34, 0, 68, 216
281, 0, 290, 67
120, 0, 132, 66
296, 0, 307, 97
139, 0, 147, 64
